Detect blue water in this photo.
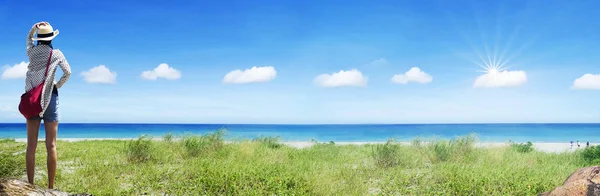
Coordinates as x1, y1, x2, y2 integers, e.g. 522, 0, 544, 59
0, 123, 599, 143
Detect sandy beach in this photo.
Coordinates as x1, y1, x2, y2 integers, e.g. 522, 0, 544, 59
284, 141, 593, 153
13, 138, 593, 153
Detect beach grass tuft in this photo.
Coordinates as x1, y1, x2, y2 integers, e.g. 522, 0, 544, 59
427, 134, 477, 163
582, 145, 600, 164
162, 132, 174, 143
371, 139, 401, 168
124, 135, 155, 163
182, 130, 225, 157
253, 136, 283, 149
510, 141, 535, 153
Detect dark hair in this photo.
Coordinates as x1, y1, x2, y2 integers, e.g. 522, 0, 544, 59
37, 40, 53, 48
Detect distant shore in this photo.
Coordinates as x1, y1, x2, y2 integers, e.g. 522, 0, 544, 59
3, 124, 597, 144
12, 138, 594, 153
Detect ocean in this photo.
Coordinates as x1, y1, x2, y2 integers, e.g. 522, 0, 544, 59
1, 123, 599, 143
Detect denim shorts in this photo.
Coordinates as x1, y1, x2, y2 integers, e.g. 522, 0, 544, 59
29, 93, 59, 122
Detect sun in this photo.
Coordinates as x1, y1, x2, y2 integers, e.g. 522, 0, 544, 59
476, 55, 508, 75
484, 61, 505, 75
468, 33, 518, 75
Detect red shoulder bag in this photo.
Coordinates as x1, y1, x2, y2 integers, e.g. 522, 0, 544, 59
19, 50, 53, 119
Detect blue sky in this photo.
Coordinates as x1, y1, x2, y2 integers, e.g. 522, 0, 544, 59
0, 0, 599, 123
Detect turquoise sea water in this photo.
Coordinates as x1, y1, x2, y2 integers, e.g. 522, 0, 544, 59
0, 123, 598, 143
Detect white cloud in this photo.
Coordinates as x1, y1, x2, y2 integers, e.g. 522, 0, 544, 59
473, 70, 527, 88
391, 67, 432, 84
572, 73, 600, 90
223, 66, 277, 84
1, 61, 28, 80
314, 69, 368, 87
81, 65, 117, 84
141, 63, 182, 80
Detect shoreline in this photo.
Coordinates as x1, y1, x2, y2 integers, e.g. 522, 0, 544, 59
10, 138, 594, 153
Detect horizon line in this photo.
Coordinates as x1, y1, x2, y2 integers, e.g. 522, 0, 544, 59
1, 122, 599, 125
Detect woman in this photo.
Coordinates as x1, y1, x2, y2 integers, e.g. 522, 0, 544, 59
25, 21, 71, 189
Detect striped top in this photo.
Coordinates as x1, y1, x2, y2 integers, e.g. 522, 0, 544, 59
26, 25, 71, 117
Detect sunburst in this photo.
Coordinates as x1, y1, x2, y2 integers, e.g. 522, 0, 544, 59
476, 56, 507, 75
467, 23, 522, 76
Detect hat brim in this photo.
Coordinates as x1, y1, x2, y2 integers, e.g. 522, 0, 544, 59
32, 30, 59, 41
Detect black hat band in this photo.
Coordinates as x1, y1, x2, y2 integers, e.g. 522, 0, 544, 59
37, 32, 54, 38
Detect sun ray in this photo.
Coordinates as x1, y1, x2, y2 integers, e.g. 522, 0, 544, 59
457, 28, 489, 70
496, 65, 506, 72
493, 22, 502, 72
488, 59, 495, 71
496, 38, 531, 72
474, 50, 489, 68
497, 26, 520, 69
465, 56, 488, 71
487, 54, 493, 70
483, 42, 494, 70
451, 50, 490, 72
474, 8, 495, 74
501, 33, 532, 69
498, 59, 511, 70
495, 57, 501, 70
471, 59, 488, 70
459, 5, 528, 77
493, 55, 497, 70
477, 63, 488, 70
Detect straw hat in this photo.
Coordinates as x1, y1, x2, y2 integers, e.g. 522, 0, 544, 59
32, 23, 59, 41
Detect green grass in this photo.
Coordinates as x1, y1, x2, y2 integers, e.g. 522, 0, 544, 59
252, 136, 283, 149
123, 135, 155, 163
0, 139, 25, 178
371, 139, 402, 168
0, 134, 591, 195
162, 132, 174, 143
510, 141, 535, 153
181, 130, 225, 158
581, 144, 600, 164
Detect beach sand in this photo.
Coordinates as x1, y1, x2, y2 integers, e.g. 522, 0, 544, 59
13, 138, 593, 153
284, 141, 592, 153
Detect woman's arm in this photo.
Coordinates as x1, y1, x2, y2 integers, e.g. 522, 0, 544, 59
26, 24, 37, 50
55, 51, 72, 89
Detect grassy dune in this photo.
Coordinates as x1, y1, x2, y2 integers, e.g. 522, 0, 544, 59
0, 132, 597, 195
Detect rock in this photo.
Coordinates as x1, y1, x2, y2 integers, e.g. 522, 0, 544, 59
540, 166, 600, 196
0, 179, 92, 196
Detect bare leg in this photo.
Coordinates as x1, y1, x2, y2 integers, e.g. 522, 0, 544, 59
26, 119, 41, 184
44, 121, 58, 189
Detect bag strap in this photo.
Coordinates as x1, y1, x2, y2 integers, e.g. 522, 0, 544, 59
43, 50, 53, 78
